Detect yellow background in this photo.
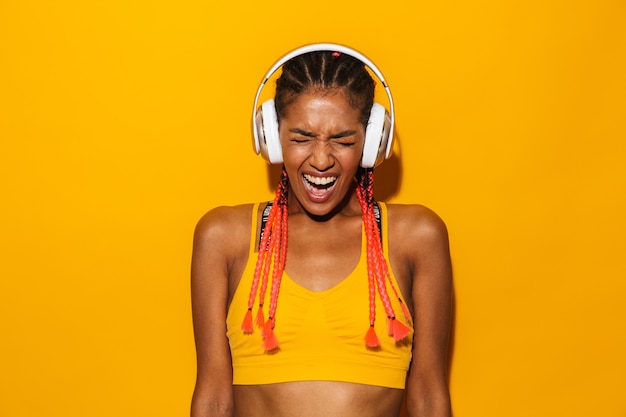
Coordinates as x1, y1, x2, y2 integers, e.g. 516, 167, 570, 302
1, 0, 625, 416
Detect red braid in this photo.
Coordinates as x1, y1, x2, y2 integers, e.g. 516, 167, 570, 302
242, 169, 289, 351
356, 169, 412, 348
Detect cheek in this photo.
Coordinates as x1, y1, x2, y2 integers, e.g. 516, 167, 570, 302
347, 153, 363, 172
280, 146, 307, 168
342, 141, 365, 167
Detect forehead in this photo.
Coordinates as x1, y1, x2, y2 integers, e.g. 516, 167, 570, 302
280, 89, 362, 125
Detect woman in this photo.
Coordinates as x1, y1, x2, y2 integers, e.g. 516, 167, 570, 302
191, 44, 452, 417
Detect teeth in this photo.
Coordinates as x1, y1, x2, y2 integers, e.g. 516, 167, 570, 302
303, 174, 337, 185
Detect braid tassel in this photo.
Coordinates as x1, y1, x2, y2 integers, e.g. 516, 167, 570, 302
242, 308, 254, 334
365, 325, 381, 348
390, 317, 412, 341
262, 318, 279, 351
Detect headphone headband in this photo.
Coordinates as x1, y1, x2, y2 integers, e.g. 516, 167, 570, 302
252, 43, 395, 164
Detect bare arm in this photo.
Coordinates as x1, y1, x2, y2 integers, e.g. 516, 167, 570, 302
399, 206, 453, 417
190, 208, 243, 417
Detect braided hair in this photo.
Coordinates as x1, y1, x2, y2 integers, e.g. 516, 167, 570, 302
242, 50, 411, 351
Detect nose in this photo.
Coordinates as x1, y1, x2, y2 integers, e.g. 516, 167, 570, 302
309, 141, 334, 171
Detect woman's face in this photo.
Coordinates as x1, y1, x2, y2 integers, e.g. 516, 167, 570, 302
279, 88, 365, 217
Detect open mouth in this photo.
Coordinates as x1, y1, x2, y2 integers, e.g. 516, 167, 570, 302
302, 174, 337, 197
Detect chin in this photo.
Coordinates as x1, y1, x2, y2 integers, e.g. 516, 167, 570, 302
290, 178, 354, 218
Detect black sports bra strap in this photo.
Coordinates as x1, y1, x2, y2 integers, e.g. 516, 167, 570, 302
259, 201, 273, 244
259, 201, 382, 243
373, 201, 382, 243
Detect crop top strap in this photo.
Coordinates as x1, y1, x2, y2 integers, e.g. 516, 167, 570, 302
259, 201, 382, 242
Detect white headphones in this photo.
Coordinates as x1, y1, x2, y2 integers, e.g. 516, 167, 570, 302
252, 43, 395, 168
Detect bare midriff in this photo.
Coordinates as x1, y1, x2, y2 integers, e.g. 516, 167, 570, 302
233, 380, 404, 417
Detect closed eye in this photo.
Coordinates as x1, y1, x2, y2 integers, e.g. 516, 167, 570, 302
291, 138, 309, 143
329, 130, 357, 139
289, 128, 315, 137
331, 131, 357, 147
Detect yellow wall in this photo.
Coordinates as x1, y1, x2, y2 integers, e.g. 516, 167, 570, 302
1, 1, 624, 415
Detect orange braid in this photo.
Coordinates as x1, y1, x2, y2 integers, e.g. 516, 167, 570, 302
361, 189, 382, 348
241, 202, 275, 333
356, 169, 412, 348
242, 169, 289, 352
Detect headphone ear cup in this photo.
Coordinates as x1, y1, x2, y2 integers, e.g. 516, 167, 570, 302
255, 99, 283, 164
361, 103, 392, 168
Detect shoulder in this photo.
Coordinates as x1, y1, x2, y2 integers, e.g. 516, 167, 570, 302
385, 203, 449, 244
195, 203, 256, 237
193, 203, 257, 255
384, 203, 451, 271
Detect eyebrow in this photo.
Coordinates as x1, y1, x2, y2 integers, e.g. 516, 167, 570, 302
288, 128, 357, 139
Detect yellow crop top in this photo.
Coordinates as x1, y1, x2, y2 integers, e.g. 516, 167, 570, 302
226, 202, 413, 389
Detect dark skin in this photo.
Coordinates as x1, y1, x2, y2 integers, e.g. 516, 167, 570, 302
191, 89, 452, 417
